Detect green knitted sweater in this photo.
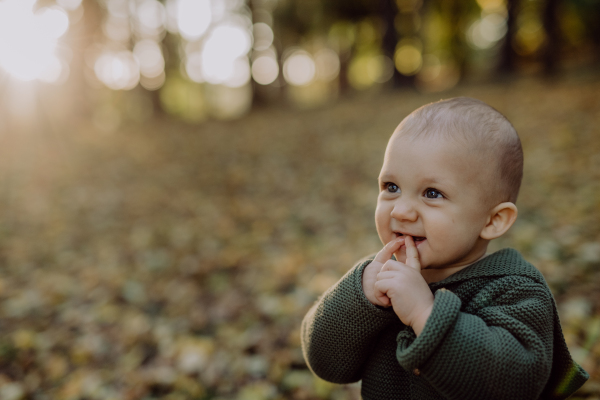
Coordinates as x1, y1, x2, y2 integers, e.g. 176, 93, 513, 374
301, 248, 588, 399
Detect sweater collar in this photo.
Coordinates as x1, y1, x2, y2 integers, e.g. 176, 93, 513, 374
429, 248, 546, 289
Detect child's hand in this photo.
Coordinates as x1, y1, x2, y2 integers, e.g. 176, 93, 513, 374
362, 236, 405, 307
374, 236, 434, 335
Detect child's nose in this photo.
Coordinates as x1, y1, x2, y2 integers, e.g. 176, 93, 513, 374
391, 197, 418, 222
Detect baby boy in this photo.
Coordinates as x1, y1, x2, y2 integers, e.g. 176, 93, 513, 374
301, 97, 588, 399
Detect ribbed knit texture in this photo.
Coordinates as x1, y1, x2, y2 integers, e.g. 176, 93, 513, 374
301, 248, 589, 400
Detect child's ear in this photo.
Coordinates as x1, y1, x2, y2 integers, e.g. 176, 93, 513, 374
480, 202, 518, 240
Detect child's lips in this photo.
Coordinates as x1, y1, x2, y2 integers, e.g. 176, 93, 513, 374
394, 232, 426, 243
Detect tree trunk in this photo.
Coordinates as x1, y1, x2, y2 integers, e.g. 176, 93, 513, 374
381, 0, 419, 87
381, 0, 403, 87
498, 0, 520, 75
542, 0, 560, 77
448, 0, 468, 79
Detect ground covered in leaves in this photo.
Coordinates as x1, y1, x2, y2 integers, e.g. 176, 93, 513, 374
1, 77, 600, 399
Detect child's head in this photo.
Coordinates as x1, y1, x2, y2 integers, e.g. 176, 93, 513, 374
376, 97, 523, 271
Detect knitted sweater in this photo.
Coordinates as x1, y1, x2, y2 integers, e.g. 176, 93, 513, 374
301, 248, 588, 399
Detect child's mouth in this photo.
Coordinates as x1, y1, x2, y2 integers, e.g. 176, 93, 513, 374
395, 232, 426, 243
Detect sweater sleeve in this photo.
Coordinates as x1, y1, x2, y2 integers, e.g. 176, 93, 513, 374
396, 279, 555, 400
301, 258, 398, 384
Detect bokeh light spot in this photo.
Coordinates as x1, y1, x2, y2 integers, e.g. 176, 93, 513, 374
418, 54, 442, 82
205, 25, 252, 60
137, 0, 166, 37
514, 17, 544, 55
476, 0, 506, 12
314, 48, 340, 82
177, 0, 212, 40
251, 56, 279, 85
394, 45, 422, 76
199, 24, 252, 86
283, 51, 315, 86
253, 22, 274, 51
468, 13, 507, 49
373, 55, 394, 83
348, 54, 392, 89
94, 51, 140, 90
104, 15, 131, 42
224, 57, 251, 88
140, 70, 165, 91
133, 39, 165, 78
107, 0, 128, 18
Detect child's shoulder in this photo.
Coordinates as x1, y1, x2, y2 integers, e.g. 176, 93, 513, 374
437, 248, 546, 287
431, 248, 555, 307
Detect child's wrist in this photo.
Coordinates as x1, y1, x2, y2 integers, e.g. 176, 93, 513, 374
411, 303, 434, 336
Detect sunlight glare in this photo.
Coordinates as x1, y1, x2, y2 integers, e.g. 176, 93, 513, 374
57, 0, 83, 11
201, 53, 250, 87
177, 0, 212, 40
205, 25, 252, 60
0, 0, 70, 82
39, 56, 69, 84
165, 0, 179, 33
200, 24, 252, 87
94, 51, 140, 90
37, 7, 69, 39
200, 53, 232, 84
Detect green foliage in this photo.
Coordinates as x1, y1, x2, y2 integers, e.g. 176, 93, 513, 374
160, 72, 208, 123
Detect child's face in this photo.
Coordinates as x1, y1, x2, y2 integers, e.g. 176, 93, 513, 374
375, 133, 494, 270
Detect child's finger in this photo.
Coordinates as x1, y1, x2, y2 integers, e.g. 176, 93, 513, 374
374, 290, 391, 307
404, 236, 421, 270
374, 279, 392, 297
381, 259, 410, 272
373, 237, 405, 265
376, 270, 397, 280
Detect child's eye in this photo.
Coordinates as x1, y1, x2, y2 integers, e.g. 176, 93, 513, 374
384, 183, 400, 193
424, 188, 444, 199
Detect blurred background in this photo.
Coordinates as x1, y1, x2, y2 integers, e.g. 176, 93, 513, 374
0, 0, 599, 399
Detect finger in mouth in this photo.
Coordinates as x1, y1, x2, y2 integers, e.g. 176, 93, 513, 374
395, 233, 426, 243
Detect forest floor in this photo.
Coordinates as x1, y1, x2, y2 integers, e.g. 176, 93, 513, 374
1, 75, 600, 399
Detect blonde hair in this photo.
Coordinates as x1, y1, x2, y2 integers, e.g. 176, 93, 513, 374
394, 97, 523, 204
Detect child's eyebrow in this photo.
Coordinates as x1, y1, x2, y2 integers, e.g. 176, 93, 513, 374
421, 177, 444, 185
378, 173, 396, 182
378, 174, 449, 188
